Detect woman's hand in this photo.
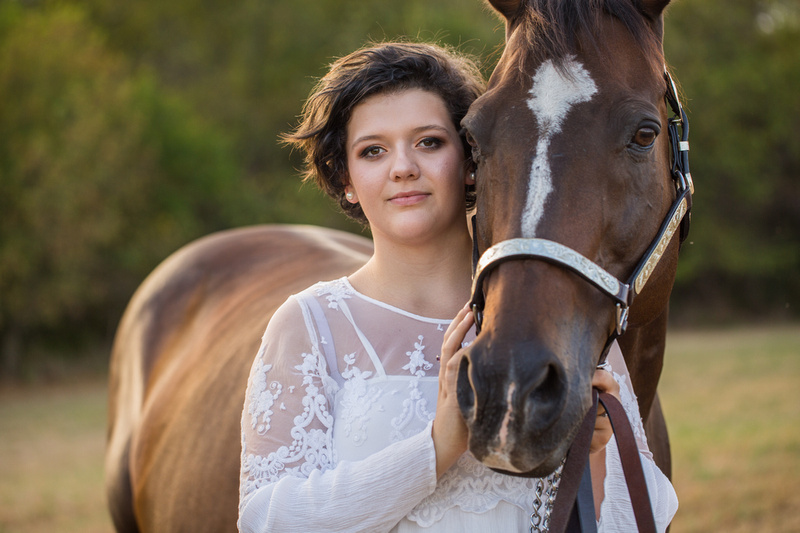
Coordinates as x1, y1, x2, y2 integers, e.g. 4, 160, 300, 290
432, 303, 473, 478
590, 364, 622, 517
590, 366, 621, 454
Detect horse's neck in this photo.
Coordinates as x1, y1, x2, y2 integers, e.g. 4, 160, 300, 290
617, 307, 669, 422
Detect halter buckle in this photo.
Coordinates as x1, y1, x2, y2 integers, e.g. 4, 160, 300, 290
615, 303, 629, 336
472, 303, 484, 333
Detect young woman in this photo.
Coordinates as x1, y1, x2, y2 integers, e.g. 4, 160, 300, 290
238, 42, 677, 532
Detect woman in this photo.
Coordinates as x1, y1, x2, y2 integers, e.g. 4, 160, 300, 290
238, 42, 677, 532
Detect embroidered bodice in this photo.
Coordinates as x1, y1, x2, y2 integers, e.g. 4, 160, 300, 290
238, 278, 677, 532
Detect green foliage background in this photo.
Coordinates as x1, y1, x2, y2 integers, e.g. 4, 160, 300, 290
0, 0, 797, 376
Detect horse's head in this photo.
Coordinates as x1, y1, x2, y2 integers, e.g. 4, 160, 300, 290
458, 0, 690, 476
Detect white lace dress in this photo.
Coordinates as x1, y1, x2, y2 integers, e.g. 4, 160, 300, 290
238, 278, 677, 532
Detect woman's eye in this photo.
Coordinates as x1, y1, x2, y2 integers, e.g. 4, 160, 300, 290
419, 137, 442, 149
631, 127, 657, 148
361, 146, 384, 158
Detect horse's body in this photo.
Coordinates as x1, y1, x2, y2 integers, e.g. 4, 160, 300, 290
106, 0, 688, 530
105, 225, 372, 532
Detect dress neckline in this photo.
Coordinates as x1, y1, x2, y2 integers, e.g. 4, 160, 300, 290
338, 277, 454, 324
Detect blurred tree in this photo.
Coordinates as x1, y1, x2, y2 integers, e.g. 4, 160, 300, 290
0, 4, 261, 376
0, 0, 504, 375
664, 0, 800, 322
74, 0, 503, 227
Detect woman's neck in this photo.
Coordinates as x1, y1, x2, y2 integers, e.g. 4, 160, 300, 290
348, 229, 473, 318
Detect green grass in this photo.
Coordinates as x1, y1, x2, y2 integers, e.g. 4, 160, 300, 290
0, 325, 798, 532
0, 381, 112, 533
660, 325, 800, 532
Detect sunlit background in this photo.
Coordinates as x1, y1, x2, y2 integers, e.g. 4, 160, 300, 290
0, 0, 798, 531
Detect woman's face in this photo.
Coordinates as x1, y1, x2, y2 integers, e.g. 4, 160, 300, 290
344, 88, 472, 246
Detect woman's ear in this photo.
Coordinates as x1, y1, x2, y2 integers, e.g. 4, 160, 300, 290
465, 165, 476, 186
344, 184, 358, 204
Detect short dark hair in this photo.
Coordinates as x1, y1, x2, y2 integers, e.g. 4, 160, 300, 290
282, 41, 485, 224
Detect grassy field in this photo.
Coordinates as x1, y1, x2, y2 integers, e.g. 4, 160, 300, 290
659, 325, 800, 532
0, 325, 798, 532
0, 379, 111, 533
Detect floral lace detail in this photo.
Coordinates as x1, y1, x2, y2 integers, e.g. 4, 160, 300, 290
339, 353, 384, 446
240, 425, 333, 501
391, 336, 435, 442
403, 335, 434, 377
246, 357, 283, 435
613, 370, 648, 447
407, 453, 539, 527
241, 348, 336, 499
315, 278, 353, 310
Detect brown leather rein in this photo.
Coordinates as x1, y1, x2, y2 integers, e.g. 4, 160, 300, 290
547, 391, 658, 533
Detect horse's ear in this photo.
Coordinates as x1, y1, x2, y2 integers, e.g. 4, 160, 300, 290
487, 0, 523, 21
638, 0, 671, 20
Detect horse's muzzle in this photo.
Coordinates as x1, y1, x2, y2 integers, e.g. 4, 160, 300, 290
456, 337, 577, 477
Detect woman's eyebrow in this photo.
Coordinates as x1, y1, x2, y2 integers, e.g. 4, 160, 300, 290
350, 134, 382, 148
412, 124, 451, 135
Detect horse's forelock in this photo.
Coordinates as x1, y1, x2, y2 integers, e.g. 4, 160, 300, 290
514, 0, 665, 76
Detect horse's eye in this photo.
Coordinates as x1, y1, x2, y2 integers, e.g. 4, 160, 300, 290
632, 127, 657, 148
464, 130, 483, 165
465, 131, 477, 148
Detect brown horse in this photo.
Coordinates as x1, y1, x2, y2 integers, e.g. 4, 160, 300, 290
105, 225, 372, 532
458, 0, 689, 478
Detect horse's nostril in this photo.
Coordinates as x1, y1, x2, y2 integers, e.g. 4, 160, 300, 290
522, 362, 565, 425
456, 356, 476, 420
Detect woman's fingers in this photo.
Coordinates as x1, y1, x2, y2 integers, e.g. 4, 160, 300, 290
590, 367, 620, 454
433, 304, 473, 477
592, 367, 620, 398
443, 303, 470, 337
440, 304, 473, 365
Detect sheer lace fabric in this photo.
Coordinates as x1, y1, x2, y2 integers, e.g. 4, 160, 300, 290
239, 278, 677, 532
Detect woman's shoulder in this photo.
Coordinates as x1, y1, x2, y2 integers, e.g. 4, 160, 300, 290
305, 276, 355, 307
262, 277, 351, 338
270, 277, 350, 316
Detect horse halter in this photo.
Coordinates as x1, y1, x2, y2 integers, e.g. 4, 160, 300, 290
470, 69, 693, 351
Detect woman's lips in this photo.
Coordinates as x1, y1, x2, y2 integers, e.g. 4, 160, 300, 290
388, 191, 429, 206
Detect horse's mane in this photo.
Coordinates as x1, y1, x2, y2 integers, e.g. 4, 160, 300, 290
517, 0, 665, 75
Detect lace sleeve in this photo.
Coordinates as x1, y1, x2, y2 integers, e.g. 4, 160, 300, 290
598, 341, 679, 533
238, 294, 438, 533
239, 295, 338, 501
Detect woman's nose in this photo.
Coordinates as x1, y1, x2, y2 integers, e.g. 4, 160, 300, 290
390, 148, 420, 181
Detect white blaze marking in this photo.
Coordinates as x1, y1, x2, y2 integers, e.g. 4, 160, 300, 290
497, 382, 516, 450
523, 57, 597, 237
482, 383, 522, 473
